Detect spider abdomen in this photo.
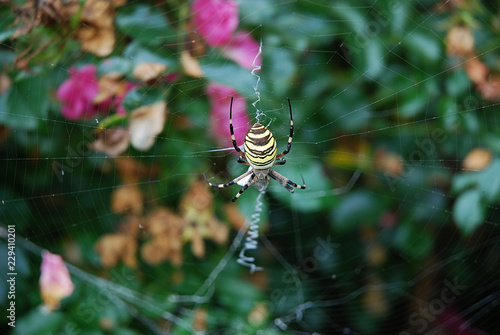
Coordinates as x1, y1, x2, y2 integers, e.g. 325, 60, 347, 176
244, 123, 277, 169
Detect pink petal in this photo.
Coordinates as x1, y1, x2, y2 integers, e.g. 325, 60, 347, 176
56, 65, 100, 120
39, 251, 74, 311
222, 31, 262, 70
192, 0, 239, 47
207, 82, 249, 151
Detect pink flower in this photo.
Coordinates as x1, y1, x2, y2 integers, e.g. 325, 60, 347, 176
207, 83, 249, 151
56, 65, 105, 120
437, 307, 487, 335
39, 251, 75, 311
192, 0, 238, 47
222, 32, 262, 70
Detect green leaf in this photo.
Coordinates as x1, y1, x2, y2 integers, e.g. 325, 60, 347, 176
270, 160, 335, 212
399, 92, 428, 118
394, 221, 434, 260
2, 75, 50, 130
123, 41, 175, 67
325, 91, 371, 132
200, 60, 263, 100
403, 31, 441, 64
0, 192, 31, 231
390, 1, 409, 34
0, 49, 15, 67
122, 87, 167, 112
477, 159, 500, 202
238, 0, 277, 25
437, 96, 459, 131
13, 309, 65, 335
330, 4, 366, 36
97, 57, 133, 76
364, 39, 384, 79
453, 189, 486, 235
331, 190, 387, 231
462, 112, 480, 133
116, 4, 176, 46
446, 70, 470, 96
451, 172, 478, 194
264, 48, 296, 97
485, 134, 500, 153
0, 9, 16, 43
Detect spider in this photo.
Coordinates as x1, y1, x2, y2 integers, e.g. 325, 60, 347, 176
204, 97, 306, 202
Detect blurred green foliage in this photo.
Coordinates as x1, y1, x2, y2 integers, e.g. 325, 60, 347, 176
1, 0, 500, 334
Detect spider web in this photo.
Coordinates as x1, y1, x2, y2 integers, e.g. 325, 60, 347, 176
1, 0, 500, 334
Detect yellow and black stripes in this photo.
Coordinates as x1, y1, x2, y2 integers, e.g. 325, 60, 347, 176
205, 97, 305, 201
244, 124, 277, 169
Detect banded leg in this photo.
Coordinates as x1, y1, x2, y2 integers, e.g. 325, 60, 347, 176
269, 170, 306, 189
276, 98, 294, 159
203, 169, 253, 188
268, 171, 294, 193
232, 173, 256, 202
274, 158, 286, 166
229, 97, 245, 157
237, 157, 250, 165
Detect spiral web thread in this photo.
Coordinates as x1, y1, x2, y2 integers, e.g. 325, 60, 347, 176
252, 39, 263, 123
237, 190, 265, 274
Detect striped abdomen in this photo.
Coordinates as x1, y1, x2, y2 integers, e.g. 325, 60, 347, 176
244, 123, 277, 169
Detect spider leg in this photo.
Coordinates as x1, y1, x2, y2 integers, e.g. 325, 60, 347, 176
237, 156, 250, 165
269, 169, 306, 189
273, 158, 286, 166
276, 98, 293, 159
268, 171, 295, 193
232, 173, 256, 202
203, 169, 253, 188
229, 97, 245, 157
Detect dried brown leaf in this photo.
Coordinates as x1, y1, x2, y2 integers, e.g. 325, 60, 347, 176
90, 128, 130, 156
111, 184, 143, 215
95, 234, 137, 268
446, 26, 474, 56
133, 62, 167, 82
181, 51, 204, 78
462, 148, 492, 171
129, 101, 167, 151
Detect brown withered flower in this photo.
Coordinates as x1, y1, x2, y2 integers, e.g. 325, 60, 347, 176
129, 101, 168, 151
111, 184, 144, 216
180, 181, 229, 259
12, 0, 125, 57
75, 0, 127, 57
12, 0, 79, 38
90, 128, 130, 157
446, 26, 475, 57
133, 62, 167, 82
477, 77, 500, 102
141, 207, 184, 266
462, 148, 492, 171
95, 216, 141, 269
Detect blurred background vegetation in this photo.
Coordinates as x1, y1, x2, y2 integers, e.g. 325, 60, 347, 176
1, 0, 500, 334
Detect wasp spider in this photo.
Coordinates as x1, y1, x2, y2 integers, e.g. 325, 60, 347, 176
204, 98, 306, 202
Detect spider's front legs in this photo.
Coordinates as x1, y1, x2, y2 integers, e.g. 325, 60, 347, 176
229, 97, 245, 158
237, 156, 250, 165
232, 173, 256, 202
274, 158, 286, 166
203, 169, 252, 189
